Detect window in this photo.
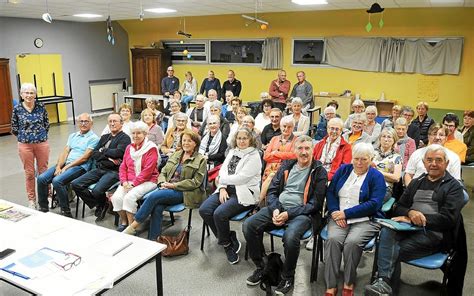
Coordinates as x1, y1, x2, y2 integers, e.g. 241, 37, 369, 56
162, 40, 208, 63
292, 39, 326, 65
210, 40, 264, 64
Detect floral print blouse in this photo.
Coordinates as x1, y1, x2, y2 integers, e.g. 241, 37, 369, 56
11, 101, 49, 144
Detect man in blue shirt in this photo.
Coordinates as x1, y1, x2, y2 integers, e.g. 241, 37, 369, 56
161, 66, 179, 97
37, 113, 99, 217
199, 70, 221, 97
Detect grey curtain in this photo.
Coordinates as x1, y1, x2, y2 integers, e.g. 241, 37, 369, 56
324, 37, 463, 75
262, 37, 282, 70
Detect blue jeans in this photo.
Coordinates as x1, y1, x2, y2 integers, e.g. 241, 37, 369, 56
377, 227, 442, 282
37, 165, 86, 210
182, 95, 194, 110
71, 168, 119, 208
243, 207, 311, 279
135, 188, 184, 240
199, 192, 253, 246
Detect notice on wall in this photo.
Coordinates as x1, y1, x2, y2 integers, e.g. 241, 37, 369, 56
417, 77, 439, 102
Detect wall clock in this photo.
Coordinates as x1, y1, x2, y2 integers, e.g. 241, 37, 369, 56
34, 38, 44, 48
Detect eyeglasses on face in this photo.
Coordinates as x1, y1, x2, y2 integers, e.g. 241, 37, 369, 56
79, 120, 90, 125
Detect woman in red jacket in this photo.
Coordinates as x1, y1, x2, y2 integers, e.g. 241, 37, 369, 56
111, 121, 159, 231
313, 117, 352, 181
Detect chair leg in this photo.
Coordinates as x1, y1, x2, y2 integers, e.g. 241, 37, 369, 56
81, 199, 86, 218
310, 235, 318, 282
270, 235, 275, 252
314, 235, 322, 282
114, 212, 119, 226
170, 212, 175, 225
186, 209, 193, 242
200, 220, 206, 251
244, 243, 249, 261
318, 235, 324, 262
75, 197, 80, 218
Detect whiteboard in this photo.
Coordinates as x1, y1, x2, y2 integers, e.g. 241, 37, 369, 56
89, 83, 123, 111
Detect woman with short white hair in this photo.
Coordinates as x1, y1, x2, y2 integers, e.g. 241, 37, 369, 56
343, 113, 371, 147
344, 99, 366, 130
199, 115, 227, 168
112, 121, 159, 231
364, 105, 382, 147
283, 97, 310, 136
324, 142, 386, 296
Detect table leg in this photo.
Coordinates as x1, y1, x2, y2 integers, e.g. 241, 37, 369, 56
155, 253, 163, 295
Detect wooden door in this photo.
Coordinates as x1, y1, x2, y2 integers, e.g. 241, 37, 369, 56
146, 56, 161, 94
132, 56, 147, 94
0, 59, 13, 134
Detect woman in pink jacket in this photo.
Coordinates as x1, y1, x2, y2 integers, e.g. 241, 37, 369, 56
111, 121, 159, 231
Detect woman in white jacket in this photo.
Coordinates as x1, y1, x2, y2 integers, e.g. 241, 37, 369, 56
199, 127, 262, 265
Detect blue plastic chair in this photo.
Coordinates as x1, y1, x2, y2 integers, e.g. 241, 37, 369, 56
164, 203, 193, 241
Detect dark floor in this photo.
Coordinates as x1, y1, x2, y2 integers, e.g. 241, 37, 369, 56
0, 115, 472, 295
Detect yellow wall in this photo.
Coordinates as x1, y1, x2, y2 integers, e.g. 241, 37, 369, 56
120, 8, 474, 111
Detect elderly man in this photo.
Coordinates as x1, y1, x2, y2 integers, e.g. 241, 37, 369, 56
200, 70, 221, 97
314, 106, 337, 141
71, 113, 131, 221
365, 144, 465, 296
290, 71, 313, 114
204, 89, 219, 111
161, 66, 180, 97
405, 124, 461, 185
442, 113, 467, 162
244, 135, 327, 295
269, 70, 291, 111
221, 69, 242, 99
261, 108, 283, 148
199, 100, 230, 138
186, 94, 209, 130
37, 113, 99, 217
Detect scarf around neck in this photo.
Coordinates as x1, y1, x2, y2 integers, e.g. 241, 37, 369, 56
130, 138, 157, 175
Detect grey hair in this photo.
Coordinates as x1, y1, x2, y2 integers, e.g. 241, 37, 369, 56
208, 89, 218, 96
291, 97, 303, 106
145, 97, 159, 105
365, 105, 378, 116
77, 113, 93, 123
324, 106, 336, 115
206, 114, 220, 124
260, 92, 269, 99
242, 115, 255, 125
130, 121, 149, 134
280, 116, 295, 126
352, 113, 367, 124
424, 144, 448, 161
195, 94, 206, 101
210, 100, 223, 110
20, 83, 37, 94
352, 142, 375, 160
230, 127, 257, 149
294, 135, 313, 146
401, 106, 414, 115
328, 117, 344, 128
379, 128, 399, 146
270, 108, 282, 116
394, 117, 408, 127
352, 99, 365, 107
173, 112, 189, 126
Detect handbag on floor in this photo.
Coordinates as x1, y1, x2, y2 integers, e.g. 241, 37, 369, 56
157, 226, 190, 257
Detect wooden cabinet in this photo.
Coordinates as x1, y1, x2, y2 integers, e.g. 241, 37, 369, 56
131, 48, 171, 111
363, 100, 396, 117
0, 58, 13, 134
314, 94, 354, 123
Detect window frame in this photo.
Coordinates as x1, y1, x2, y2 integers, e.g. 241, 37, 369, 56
209, 38, 265, 66
162, 39, 209, 64
291, 37, 332, 68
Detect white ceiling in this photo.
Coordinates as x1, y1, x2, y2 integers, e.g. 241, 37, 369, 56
0, 0, 472, 22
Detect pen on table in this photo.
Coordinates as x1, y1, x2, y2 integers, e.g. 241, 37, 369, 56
1, 264, 30, 280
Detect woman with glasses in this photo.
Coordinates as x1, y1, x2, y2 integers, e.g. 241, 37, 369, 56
227, 107, 249, 146
199, 115, 227, 168
344, 99, 365, 130
343, 113, 371, 147
255, 99, 274, 133
161, 112, 190, 157
11, 83, 50, 209
199, 127, 262, 264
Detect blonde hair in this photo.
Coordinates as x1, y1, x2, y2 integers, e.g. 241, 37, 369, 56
141, 108, 156, 124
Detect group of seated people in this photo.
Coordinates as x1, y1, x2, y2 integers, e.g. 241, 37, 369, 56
18, 76, 471, 296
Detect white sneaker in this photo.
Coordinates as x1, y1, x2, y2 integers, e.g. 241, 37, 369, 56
28, 200, 37, 210
305, 236, 314, 250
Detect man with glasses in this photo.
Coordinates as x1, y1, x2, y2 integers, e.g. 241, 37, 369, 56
161, 66, 180, 98
442, 113, 467, 163
71, 113, 131, 221
199, 100, 230, 138
404, 124, 461, 186
269, 70, 291, 111
261, 108, 283, 148
37, 113, 99, 217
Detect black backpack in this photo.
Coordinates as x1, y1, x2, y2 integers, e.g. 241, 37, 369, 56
260, 252, 284, 295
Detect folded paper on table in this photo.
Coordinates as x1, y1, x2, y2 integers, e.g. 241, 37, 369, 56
375, 218, 423, 231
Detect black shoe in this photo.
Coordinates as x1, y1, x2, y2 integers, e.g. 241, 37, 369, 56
95, 204, 108, 222
275, 278, 294, 295
230, 231, 241, 254
60, 208, 73, 218
246, 267, 264, 286
38, 207, 49, 213
224, 244, 239, 265
94, 206, 102, 217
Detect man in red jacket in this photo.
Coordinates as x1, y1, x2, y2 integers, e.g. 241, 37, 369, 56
269, 70, 291, 111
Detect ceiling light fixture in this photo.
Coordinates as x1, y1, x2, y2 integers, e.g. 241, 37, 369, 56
42, 0, 52, 23
73, 14, 102, 18
241, 14, 268, 25
139, 1, 144, 21
144, 8, 176, 14
291, 0, 328, 5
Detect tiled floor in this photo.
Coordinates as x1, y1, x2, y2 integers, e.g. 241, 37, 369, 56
0, 115, 472, 295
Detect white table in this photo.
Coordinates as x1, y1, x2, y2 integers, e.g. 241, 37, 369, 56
0, 200, 166, 295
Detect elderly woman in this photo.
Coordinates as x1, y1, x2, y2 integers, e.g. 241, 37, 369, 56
111, 121, 159, 231
409, 101, 435, 148
199, 100, 230, 138
260, 116, 297, 201
241, 115, 262, 150
255, 99, 273, 133
161, 112, 189, 156
103, 103, 133, 136
461, 110, 474, 164
364, 105, 382, 147
380, 105, 402, 130
199, 127, 262, 264
11, 83, 50, 209
227, 107, 249, 146
393, 117, 416, 171
373, 128, 402, 202
283, 97, 310, 137
313, 118, 352, 181
124, 130, 207, 239
199, 115, 228, 168
167, 100, 192, 130
324, 142, 386, 296
141, 108, 164, 148
315, 106, 337, 142
344, 99, 365, 130
180, 71, 198, 109
343, 113, 371, 147
222, 90, 235, 118
145, 97, 164, 125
